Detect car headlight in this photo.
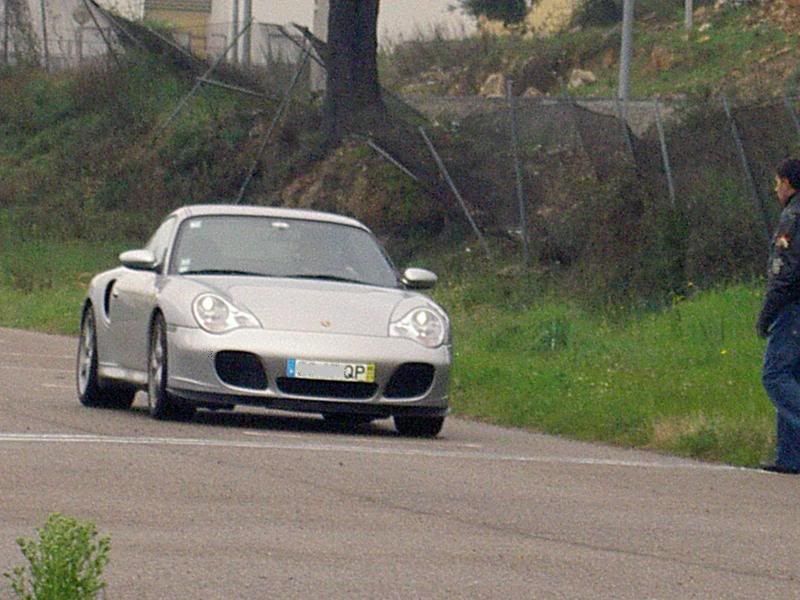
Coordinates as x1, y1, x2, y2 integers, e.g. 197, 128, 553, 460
389, 307, 447, 348
192, 294, 261, 334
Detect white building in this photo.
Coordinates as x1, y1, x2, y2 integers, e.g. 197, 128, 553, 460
1, 0, 118, 67
0, 0, 473, 70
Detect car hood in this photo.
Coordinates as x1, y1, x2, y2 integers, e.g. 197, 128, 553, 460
205, 277, 426, 337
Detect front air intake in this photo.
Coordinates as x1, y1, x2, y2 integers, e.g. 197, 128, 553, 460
215, 351, 268, 390
384, 363, 435, 398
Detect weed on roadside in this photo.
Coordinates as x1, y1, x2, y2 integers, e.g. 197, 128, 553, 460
4, 513, 111, 600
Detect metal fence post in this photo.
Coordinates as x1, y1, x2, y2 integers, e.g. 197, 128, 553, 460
419, 126, 492, 259
685, 0, 693, 32
614, 95, 635, 159
3, 0, 9, 64
506, 79, 530, 266
565, 94, 599, 182
654, 99, 677, 209
362, 137, 420, 183
231, 0, 239, 64
618, 0, 634, 115
39, 0, 48, 70
236, 45, 311, 203
783, 93, 800, 142
722, 95, 771, 241
91, 0, 145, 51
82, 0, 121, 68
152, 20, 254, 142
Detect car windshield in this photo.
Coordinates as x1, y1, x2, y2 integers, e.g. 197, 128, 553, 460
169, 215, 399, 288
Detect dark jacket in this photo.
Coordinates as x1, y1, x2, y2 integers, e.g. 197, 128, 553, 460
758, 192, 800, 337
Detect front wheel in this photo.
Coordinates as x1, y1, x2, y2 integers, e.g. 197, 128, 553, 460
148, 314, 195, 421
393, 415, 445, 438
76, 308, 136, 410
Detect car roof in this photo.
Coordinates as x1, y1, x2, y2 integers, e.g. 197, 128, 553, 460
168, 204, 371, 232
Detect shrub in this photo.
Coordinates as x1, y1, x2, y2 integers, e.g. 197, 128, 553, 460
459, 0, 528, 25
4, 513, 111, 600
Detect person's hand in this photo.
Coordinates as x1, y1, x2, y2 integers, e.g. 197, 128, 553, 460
757, 317, 770, 339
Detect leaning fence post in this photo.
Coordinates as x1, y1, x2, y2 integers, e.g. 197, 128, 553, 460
614, 95, 635, 159
152, 20, 254, 142
419, 126, 491, 259
236, 45, 311, 203
564, 94, 600, 183
506, 79, 529, 267
88, 0, 145, 51
783, 93, 800, 142
82, 0, 121, 68
722, 95, 771, 241
654, 99, 677, 209
362, 138, 420, 183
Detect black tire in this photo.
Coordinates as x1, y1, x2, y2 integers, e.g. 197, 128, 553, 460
102, 382, 138, 409
147, 314, 195, 421
76, 308, 136, 410
393, 415, 445, 438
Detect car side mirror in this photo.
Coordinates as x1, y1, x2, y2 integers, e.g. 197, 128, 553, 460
401, 268, 438, 290
119, 249, 157, 271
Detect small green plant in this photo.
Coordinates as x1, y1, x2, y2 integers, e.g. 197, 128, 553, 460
4, 513, 111, 600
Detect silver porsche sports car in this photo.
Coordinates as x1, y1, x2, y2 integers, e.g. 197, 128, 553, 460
76, 205, 451, 437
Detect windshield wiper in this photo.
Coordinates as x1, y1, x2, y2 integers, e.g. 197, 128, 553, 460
284, 274, 366, 285
182, 269, 269, 277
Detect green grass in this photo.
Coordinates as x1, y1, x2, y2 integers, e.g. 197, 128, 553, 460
0, 235, 130, 334
569, 4, 798, 100
382, 3, 800, 101
434, 270, 773, 467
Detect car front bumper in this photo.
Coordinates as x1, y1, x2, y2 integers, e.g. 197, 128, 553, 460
165, 325, 450, 417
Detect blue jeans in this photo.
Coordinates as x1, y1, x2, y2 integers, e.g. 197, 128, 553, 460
762, 302, 800, 468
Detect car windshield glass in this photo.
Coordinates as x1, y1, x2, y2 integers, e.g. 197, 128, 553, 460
169, 215, 399, 287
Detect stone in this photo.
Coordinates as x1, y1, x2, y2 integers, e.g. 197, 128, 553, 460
647, 46, 677, 72
480, 73, 507, 98
522, 86, 544, 98
568, 68, 597, 89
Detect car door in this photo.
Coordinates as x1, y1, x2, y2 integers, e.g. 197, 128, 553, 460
108, 218, 176, 375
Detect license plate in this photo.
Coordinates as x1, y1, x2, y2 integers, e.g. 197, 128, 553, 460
286, 359, 375, 383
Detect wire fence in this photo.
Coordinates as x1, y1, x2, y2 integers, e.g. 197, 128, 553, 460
0, 8, 307, 75
3, 4, 797, 294
393, 91, 800, 290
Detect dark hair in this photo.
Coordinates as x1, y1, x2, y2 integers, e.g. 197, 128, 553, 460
777, 158, 800, 190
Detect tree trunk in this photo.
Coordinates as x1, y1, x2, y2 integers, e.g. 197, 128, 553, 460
323, 0, 384, 147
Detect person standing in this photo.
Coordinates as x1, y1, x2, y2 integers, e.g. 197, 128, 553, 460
758, 158, 800, 474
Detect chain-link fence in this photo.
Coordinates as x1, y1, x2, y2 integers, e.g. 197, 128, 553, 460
0, 0, 119, 68
3, 2, 797, 298
0, 2, 308, 77
394, 92, 800, 296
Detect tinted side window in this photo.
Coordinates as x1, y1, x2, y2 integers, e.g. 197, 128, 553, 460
145, 217, 176, 267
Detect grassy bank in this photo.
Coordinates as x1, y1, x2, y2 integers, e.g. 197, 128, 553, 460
0, 236, 128, 334
436, 276, 771, 467
382, 2, 799, 100
0, 238, 773, 467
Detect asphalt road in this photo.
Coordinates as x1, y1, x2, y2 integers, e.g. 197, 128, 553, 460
1, 326, 799, 599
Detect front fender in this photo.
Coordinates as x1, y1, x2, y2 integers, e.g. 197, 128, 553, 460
154, 277, 216, 329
